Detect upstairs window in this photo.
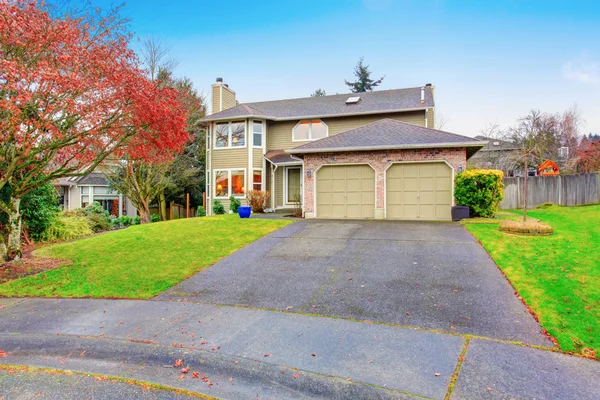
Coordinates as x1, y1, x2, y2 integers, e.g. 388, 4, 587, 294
293, 120, 328, 141
214, 121, 246, 148
253, 121, 263, 147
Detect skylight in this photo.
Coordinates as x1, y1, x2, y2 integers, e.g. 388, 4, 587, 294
346, 96, 361, 104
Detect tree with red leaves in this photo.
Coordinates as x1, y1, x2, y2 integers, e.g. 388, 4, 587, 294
0, 1, 188, 260
576, 140, 600, 173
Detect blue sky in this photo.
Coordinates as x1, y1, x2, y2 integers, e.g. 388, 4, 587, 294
105, 0, 599, 137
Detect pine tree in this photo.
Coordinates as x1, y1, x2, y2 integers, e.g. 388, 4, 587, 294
310, 88, 326, 97
344, 57, 385, 93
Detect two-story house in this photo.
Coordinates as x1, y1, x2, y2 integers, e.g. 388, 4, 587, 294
203, 78, 484, 220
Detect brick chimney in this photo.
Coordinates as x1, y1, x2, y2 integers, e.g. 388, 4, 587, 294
211, 77, 236, 114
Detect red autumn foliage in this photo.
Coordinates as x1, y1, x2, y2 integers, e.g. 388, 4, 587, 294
576, 141, 600, 173
0, 0, 189, 188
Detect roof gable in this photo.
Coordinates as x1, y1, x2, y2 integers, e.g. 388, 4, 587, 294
286, 119, 486, 158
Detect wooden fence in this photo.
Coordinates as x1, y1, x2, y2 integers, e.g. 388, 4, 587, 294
149, 202, 197, 220
500, 173, 600, 209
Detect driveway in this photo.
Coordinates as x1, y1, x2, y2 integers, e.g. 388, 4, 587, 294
157, 220, 550, 345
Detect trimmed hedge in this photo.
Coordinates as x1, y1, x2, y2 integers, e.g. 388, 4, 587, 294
454, 169, 504, 217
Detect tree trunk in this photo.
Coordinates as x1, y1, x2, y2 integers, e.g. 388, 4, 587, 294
138, 200, 151, 224
159, 191, 167, 221
4, 197, 23, 261
523, 158, 528, 222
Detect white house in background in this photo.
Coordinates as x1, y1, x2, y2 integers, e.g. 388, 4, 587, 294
54, 172, 137, 218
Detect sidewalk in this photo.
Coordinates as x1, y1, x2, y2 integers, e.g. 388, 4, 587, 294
0, 298, 598, 399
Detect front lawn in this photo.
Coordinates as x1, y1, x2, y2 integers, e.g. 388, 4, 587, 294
0, 215, 292, 299
466, 205, 599, 358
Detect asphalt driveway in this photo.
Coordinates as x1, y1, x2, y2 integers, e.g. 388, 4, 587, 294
157, 220, 550, 345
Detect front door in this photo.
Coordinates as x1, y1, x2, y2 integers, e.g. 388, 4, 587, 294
286, 167, 301, 204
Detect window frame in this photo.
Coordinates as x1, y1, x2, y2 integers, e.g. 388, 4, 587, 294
213, 168, 246, 199
252, 120, 263, 148
252, 169, 263, 191
292, 119, 328, 142
213, 121, 247, 149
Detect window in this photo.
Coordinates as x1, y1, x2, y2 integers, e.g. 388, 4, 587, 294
214, 121, 246, 148
293, 120, 328, 141
231, 121, 245, 147
231, 170, 245, 196
215, 170, 229, 197
253, 170, 262, 191
253, 121, 263, 147
215, 123, 228, 148
214, 169, 246, 198
206, 127, 211, 150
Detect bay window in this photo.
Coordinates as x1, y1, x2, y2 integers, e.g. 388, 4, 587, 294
214, 169, 246, 198
214, 121, 246, 148
293, 119, 328, 141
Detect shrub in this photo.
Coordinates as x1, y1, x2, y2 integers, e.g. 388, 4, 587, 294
229, 196, 241, 213
133, 216, 141, 225
111, 217, 122, 228
20, 184, 61, 242
212, 200, 225, 215
86, 212, 112, 232
150, 213, 161, 223
197, 206, 206, 217
120, 215, 133, 227
499, 220, 553, 236
246, 190, 270, 213
454, 169, 504, 217
84, 201, 107, 215
43, 212, 92, 242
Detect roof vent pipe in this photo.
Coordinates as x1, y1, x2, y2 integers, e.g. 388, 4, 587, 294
420, 86, 425, 104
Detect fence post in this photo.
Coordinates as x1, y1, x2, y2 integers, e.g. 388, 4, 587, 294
516, 176, 521, 209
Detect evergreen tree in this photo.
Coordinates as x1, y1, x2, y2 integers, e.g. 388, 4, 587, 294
310, 88, 326, 97
344, 57, 385, 93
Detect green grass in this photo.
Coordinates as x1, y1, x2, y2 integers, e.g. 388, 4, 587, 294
0, 215, 292, 299
465, 205, 600, 358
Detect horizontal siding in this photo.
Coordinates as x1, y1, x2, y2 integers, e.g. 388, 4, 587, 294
267, 110, 427, 151
253, 149, 263, 171
427, 108, 434, 129
222, 87, 236, 111
211, 88, 220, 114
211, 148, 248, 169
274, 167, 284, 207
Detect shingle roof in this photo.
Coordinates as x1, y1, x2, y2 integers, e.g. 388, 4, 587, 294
473, 136, 519, 152
264, 150, 301, 165
202, 87, 434, 122
286, 119, 486, 158
76, 172, 110, 186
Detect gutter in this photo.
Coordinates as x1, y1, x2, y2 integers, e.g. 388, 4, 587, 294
285, 141, 487, 155
201, 107, 432, 123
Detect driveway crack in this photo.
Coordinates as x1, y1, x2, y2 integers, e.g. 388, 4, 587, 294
299, 268, 338, 313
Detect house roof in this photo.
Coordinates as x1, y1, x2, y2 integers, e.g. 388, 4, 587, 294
202, 87, 434, 122
473, 136, 519, 152
264, 150, 301, 165
286, 119, 486, 159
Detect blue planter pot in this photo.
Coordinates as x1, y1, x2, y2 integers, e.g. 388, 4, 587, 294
238, 206, 251, 218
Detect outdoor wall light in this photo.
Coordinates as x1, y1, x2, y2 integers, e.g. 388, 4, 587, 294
306, 169, 311, 178
458, 165, 464, 173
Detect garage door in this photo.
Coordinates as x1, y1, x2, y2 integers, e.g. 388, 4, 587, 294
317, 165, 375, 219
386, 162, 452, 220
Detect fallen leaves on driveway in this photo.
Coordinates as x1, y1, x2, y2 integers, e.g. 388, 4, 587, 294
0, 349, 9, 358
173, 359, 183, 367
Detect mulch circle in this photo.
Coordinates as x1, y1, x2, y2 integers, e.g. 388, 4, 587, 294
0, 244, 66, 284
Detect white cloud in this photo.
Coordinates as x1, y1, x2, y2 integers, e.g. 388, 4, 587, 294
562, 56, 599, 84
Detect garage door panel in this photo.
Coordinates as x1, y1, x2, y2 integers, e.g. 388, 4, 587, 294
316, 165, 374, 219
386, 162, 453, 221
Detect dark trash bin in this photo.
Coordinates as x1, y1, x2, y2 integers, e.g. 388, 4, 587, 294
451, 206, 469, 221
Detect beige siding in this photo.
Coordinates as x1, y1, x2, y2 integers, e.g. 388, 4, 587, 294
274, 167, 284, 207
253, 149, 263, 171
427, 108, 435, 129
222, 86, 236, 111
267, 110, 427, 151
211, 148, 248, 169
211, 88, 221, 114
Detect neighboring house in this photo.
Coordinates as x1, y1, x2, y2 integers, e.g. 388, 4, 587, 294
202, 78, 485, 220
469, 135, 522, 176
54, 172, 137, 218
